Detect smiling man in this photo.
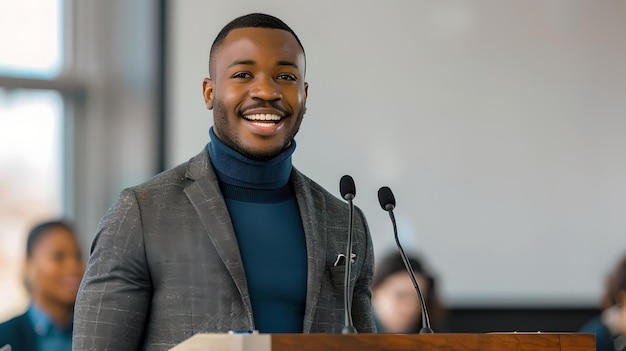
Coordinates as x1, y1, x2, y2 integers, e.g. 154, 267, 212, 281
72, 13, 376, 351
205, 25, 308, 161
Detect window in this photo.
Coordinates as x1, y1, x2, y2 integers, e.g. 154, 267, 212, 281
0, 0, 67, 321
0, 0, 162, 322
0, 0, 64, 78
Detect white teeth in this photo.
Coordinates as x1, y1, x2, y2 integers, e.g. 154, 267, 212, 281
251, 121, 274, 127
244, 113, 281, 121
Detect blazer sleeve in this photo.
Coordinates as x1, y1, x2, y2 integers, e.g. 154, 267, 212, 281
73, 188, 152, 350
351, 206, 377, 333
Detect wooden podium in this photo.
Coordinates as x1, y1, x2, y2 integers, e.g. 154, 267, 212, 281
170, 333, 595, 351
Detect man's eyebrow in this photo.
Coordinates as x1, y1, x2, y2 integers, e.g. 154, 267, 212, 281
277, 60, 299, 69
228, 59, 300, 70
228, 59, 256, 68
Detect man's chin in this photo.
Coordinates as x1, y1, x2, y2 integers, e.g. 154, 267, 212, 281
241, 148, 283, 161
224, 134, 293, 161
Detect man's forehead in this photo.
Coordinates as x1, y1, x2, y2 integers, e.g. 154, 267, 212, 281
209, 26, 306, 78
218, 27, 304, 56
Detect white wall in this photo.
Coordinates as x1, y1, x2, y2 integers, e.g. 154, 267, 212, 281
167, 0, 626, 307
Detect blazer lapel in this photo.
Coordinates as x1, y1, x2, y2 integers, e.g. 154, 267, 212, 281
183, 148, 253, 320
292, 169, 327, 333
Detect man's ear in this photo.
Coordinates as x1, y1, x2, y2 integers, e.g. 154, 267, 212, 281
304, 81, 309, 100
202, 78, 214, 110
303, 81, 309, 114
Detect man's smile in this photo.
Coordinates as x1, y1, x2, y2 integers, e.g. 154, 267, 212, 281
242, 113, 283, 126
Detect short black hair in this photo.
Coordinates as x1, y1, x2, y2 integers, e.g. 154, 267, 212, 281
208, 13, 305, 78
26, 220, 76, 258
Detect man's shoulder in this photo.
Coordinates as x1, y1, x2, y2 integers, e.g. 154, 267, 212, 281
129, 147, 211, 194
293, 169, 337, 197
292, 168, 346, 210
132, 162, 188, 191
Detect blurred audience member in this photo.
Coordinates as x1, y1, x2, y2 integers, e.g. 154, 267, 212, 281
580, 253, 626, 351
0, 220, 84, 351
372, 251, 447, 333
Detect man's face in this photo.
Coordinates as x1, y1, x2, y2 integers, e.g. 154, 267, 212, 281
203, 27, 308, 160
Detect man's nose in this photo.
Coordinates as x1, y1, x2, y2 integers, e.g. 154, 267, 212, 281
250, 76, 282, 101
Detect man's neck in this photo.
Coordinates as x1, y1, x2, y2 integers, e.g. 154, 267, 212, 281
208, 127, 295, 189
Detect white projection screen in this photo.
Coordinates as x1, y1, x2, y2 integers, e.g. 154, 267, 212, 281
166, 0, 626, 307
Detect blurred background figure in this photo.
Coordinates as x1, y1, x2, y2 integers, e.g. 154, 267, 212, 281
580, 253, 626, 351
372, 251, 447, 333
0, 220, 84, 351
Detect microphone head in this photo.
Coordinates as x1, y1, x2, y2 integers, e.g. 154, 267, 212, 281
340, 175, 356, 201
377, 186, 396, 211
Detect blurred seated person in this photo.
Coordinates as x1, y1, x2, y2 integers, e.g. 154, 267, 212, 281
580, 253, 626, 351
0, 220, 84, 351
372, 251, 447, 333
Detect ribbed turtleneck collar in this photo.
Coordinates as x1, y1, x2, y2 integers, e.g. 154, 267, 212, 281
208, 127, 295, 190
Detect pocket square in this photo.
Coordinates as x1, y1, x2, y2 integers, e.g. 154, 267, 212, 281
333, 252, 356, 266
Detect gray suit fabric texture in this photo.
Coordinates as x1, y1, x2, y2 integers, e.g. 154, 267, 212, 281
73, 147, 376, 350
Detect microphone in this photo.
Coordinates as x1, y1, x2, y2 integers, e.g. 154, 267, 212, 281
377, 186, 434, 334
339, 175, 357, 334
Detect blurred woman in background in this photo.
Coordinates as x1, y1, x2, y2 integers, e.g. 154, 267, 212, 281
372, 252, 447, 333
0, 220, 84, 351
580, 253, 626, 351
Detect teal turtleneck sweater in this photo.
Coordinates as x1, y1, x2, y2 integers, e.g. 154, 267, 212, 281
208, 127, 307, 333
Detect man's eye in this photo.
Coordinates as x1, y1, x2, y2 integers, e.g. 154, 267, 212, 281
232, 72, 251, 79
277, 74, 296, 81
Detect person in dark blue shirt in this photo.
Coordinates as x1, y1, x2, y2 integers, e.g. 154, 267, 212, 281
0, 220, 84, 351
580, 253, 626, 351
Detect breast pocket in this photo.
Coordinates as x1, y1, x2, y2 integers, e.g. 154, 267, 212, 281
329, 265, 358, 289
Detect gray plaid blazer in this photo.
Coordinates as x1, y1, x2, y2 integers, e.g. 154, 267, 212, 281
72, 147, 376, 350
